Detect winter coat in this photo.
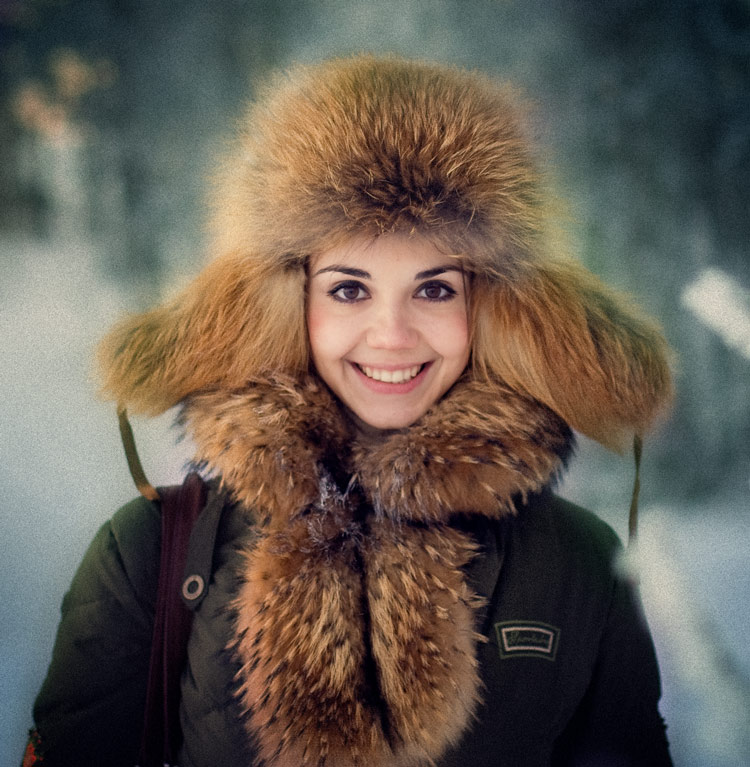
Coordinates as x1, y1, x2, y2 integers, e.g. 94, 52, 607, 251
33, 375, 672, 766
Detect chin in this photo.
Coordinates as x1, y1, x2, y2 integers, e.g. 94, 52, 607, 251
352, 405, 426, 431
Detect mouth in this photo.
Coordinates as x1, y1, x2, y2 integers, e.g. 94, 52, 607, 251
354, 363, 426, 384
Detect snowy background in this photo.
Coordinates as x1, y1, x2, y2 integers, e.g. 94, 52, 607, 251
1, 1, 749, 764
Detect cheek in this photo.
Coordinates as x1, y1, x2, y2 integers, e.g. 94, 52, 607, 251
306, 305, 327, 362
307, 302, 348, 365
436, 309, 471, 362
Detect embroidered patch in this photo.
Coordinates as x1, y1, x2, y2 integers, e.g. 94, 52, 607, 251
494, 621, 560, 661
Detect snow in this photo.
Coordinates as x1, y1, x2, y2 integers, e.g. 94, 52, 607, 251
682, 269, 750, 361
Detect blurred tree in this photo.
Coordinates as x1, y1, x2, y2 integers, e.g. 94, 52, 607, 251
548, 0, 750, 498
1, 0, 305, 290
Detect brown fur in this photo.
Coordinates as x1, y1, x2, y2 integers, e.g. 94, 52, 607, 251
472, 259, 673, 449
98, 55, 671, 444
181, 374, 571, 766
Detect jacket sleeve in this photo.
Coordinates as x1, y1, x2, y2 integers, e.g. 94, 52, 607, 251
32, 497, 161, 767
552, 568, 673, 766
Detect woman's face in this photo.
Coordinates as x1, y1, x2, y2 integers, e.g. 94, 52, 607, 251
307, 234, 471, 429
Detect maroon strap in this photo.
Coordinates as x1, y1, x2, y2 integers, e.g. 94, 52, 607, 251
139, 472, 208, 767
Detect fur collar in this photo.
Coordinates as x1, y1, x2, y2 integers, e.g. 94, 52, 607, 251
181, 375, 572, 766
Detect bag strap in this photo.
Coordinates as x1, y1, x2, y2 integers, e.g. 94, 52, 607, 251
138, 472, 208, 767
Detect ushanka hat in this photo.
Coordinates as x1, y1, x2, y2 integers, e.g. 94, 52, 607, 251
99, 54, 672, 457
99, 56, 674, 766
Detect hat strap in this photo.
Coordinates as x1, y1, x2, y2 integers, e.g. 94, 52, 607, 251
117, 405, 160, 501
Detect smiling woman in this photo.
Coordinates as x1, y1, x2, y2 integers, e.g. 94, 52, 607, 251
307, 234, 471, 429
28, 55, 674, 767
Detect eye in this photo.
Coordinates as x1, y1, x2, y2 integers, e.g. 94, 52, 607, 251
329, 281, 369, 302
415, 281, 457, 302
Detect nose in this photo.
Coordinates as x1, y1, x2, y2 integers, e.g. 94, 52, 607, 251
366, 301, 419, 350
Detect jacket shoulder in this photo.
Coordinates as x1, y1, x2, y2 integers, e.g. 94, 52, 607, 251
519, 490, 623, 571
109, 495, 162, 600
62, 495, 162, 615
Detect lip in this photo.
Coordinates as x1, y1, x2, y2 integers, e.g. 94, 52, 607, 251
349, 361, 432, 394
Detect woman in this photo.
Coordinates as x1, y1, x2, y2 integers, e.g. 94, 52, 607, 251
29, 55, 673, 766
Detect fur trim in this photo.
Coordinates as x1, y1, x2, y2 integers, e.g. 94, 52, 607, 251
98, 55, 672, 446
182, 375, 572, 523
181, 375, 572, 766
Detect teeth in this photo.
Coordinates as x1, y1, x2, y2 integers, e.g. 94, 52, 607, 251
361, 365, 422, 383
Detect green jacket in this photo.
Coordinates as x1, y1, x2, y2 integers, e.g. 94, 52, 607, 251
33, 484, 671, 766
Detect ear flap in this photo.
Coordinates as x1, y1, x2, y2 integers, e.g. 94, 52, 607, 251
97, 253, 308, 415
476, 259, 673, 450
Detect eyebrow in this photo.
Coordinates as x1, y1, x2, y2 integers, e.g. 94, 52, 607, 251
312, 264, 463, 279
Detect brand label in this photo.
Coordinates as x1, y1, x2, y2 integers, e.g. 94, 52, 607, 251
494, 621, 560, 661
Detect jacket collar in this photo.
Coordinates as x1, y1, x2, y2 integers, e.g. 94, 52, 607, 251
181, 373, 573, 523
179, 374, 573, 767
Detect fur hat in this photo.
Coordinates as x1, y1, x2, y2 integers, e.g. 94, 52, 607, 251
98, 55, 672, 449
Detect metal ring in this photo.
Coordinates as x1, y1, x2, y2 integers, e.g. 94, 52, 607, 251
182, 574, 205, 601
